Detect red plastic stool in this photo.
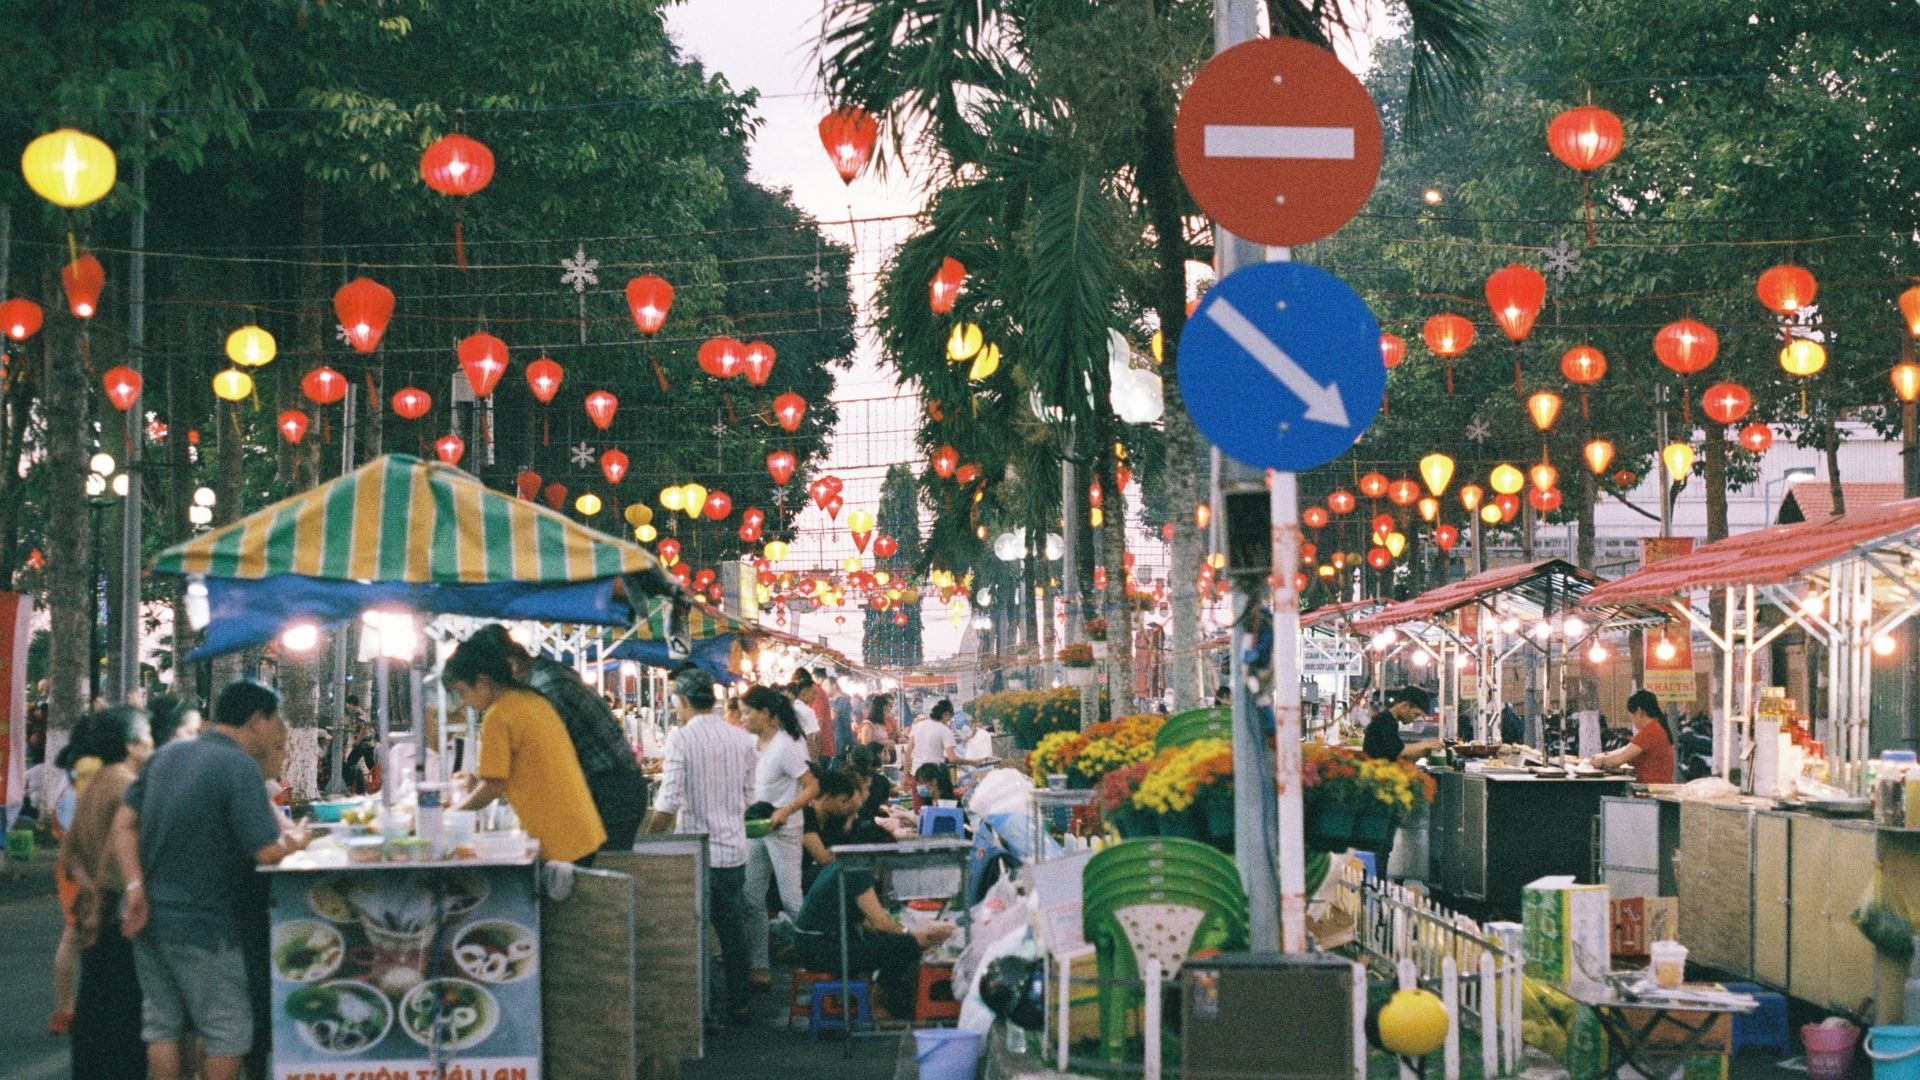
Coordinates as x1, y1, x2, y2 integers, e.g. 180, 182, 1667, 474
789, 970, 836, 1029
916, 962, 961, 1022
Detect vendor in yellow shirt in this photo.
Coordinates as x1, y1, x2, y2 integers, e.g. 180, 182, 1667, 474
444, 635, 607, 865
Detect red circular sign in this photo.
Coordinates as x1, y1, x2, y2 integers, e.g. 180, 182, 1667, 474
1175, 38, 1384, 247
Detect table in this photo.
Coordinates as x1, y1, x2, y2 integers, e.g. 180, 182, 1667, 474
830, 838, 972, 1057
1572, 984, 1754, 1079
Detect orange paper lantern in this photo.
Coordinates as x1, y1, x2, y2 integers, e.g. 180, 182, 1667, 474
1485, 264, 1547, 342
1756, 265, 1817, 316
818, 107, 878, 185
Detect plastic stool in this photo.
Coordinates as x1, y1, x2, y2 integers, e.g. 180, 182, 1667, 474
807, 979, 873, 1041
918, 806, 964, 837
1723, 982, 1790, 1056
789, 969, 835, 1029
916, 962, 961, 1022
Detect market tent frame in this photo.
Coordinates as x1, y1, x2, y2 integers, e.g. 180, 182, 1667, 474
152, 453, 677, 658
1580, 497, 1920, 781
1351, 559, 1666, 741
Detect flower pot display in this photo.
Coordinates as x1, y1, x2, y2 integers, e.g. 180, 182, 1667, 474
1302, 743, 1436, 854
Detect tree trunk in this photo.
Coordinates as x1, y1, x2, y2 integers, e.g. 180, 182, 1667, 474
1520, 505, 1536, 560
44, 310, 94, 732
1576, 468, 1597, 569
1703, 423, 1729, 542
1099, 454, 1136, 711
1135, 87, 1201, 711
165, 307, 192, 683
0, 358, 39, 588
208, 396, 249, 690
277, 177, 329, 729
1824, 414, 1846, 516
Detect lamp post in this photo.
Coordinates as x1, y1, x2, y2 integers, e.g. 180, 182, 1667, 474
86, 453, 125, 703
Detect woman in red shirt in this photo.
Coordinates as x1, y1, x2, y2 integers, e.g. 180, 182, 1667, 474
1592, 690, 1675, 784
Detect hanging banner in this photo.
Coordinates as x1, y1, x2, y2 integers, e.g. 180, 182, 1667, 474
0, 593, 30, 828
1638, 538, 1698, 711
1640, 537, 1695, 567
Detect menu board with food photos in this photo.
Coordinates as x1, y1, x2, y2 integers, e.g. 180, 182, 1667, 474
266, 861, 542, 1080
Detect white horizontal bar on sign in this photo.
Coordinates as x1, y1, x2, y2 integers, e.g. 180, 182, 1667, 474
1204, 125, 1355, 160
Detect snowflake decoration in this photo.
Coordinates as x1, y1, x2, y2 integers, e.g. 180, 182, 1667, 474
1542, 237, 1581, 281
569, 442, 596, 469
710, 420, 729, 439
1787, 303, 1827, 344
1465, 418, 1492, 443
560, 246, 600, 294
334, 323, 352, 346
771, 488, 789, 509
805, 265, 830, 293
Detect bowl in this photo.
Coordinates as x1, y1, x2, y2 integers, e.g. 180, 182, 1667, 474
310, 798, 362, 824
744, 818, 774, 839
271, 920, 345, 983
286, 979, 393, 1055
399, 977, 500, 1052
449, 919, 537, 984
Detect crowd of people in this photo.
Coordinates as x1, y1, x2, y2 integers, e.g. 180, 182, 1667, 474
17, 625, 984, 1077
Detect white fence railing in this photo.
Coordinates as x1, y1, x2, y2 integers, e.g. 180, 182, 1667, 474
1330, 862, 1526, 1078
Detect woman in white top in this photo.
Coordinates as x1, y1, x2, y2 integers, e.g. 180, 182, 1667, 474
740, 684, 818, 989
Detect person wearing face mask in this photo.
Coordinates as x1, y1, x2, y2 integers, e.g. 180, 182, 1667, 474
738, 685, 818, 991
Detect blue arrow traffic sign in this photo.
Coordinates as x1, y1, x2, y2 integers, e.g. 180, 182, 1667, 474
1176, 261, 1383, 472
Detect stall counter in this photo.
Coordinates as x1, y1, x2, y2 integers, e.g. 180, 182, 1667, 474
1425, 768, 1630, 919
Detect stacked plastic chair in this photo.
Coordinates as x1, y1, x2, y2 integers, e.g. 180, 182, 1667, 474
1082, 837, 1250, 1062
1155, 706, 1233, 750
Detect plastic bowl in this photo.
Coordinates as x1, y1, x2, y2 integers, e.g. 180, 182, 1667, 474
745, 818, 774, 839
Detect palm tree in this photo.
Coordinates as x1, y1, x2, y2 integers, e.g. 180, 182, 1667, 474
819, 0, 1489, 707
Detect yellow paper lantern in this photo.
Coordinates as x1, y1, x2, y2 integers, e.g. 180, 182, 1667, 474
1525, 390, 1563, 433
680, 483, 708, 518
1480, 504, 1503, 524
1583, 439, 1616, 475
635, 524, 658, 543
1385, 531, 1407, 558
1780, 338, 1827, 377
1417, 496, 1439, 522
1489, 464, 1525, 495
21, 129, 117, 209
842, 556, 861, 572
1458, 483, 1485, 512
1530, 463, 1558, 492
211, 368, 254, 402
225, 325, 277, 368
574, 493, 603, 516
847, 508, 877, 535
1150, 330, 1163, 364
968, 342, 1001, 381
874, 570, 891, 585
659, 485, 686, 511
945, 322, 983, 362
1662, 441, 1695, 478
764, 540, 790, 562
1090, 507, 1105, 528
624, 503, 653, 528
1418, 452, 1455, 496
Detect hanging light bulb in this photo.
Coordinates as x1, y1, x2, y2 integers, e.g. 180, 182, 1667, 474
1654, 636, 1678, 662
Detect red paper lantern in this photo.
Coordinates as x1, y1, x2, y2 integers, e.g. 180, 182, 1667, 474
704, 490, 732, 521
1434, 524, 1459, 552
1738, 422, 1774, 453
1371, 512, 1395, 537
742, 507, 766, 531
1303, 506, 1329, 529
697, 337, 744, 379
1367, 546, 1392, 570
1756, 265, 1817, 316
1493, 492, 1521, 522
1484, 264, 1547, 342
600, 449, 629, 485
851, 529, 872, 554
278, 409, 309, 445
101, 365, 141, 412
741, 341, 776, 387
1379, 332, 1405, 370
773, 391, 807, 432
1116, 464, 1132, 490
657, 538, 681, 565
0, 298, 44, 341
739, 523, 762, 544
624, 275, 673, 335
1327, 490, 1357, 515
1654, 319, 1719, 375
825, 494, 843, 521
808, 478, 834, 510
434, 433, 466, 466
584, 390, 618, 430
766, 450, 797, 485
874, 535, 898, 559
543, 482, 568, 511
333, 277, 394, 354
929, 257, 966, 314
457, 332, 509, 397
818, 107, 878, 185
419, 133, 495, 197
931, 445, 959, 479
301, 366, 347, 405
1528, 486, 1563, 512
668, 562, 691, 585
1087, 481, 1103, 509
1547, 106, 1624, 171
1423, 313, 1474, 357
61, 254, 105, 319
525, 357, 564, 404
1387, 479, 1421, 507
954, 463, 980, 485
1701, 382, 1752, 425
1561, 345, 1607, 385
1359, 472, 1390, 499
515, 470, 542, 499
1611, 469, 1637, 488
390, 387, 432, 421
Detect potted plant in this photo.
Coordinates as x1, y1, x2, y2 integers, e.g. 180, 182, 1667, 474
1127, 738, 1235, 852
1059, 642, 1096, 685
1084, 617, 1110, 657
1301, 743, 1436, 852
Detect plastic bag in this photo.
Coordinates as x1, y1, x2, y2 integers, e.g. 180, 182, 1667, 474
1850, 869, 1917, 958
1673, 776, 1740, 802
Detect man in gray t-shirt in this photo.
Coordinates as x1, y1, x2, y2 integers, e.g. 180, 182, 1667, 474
114, 681, 308, 1080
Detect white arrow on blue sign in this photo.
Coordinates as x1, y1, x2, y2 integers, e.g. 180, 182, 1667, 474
1176, 261, 1384, 472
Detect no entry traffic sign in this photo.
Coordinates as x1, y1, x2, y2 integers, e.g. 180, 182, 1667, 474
1175, 37, 1384, 248
1177, 261, 1383, 472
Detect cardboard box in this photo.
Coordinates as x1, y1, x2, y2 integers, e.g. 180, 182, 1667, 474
1524, 876, 1612, 997
1610, 895, 1679, 960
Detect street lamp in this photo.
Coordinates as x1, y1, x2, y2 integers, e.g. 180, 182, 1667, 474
87, 453, 122, 702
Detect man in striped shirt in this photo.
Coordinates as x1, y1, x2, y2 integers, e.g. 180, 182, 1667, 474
645, 666, 756, 1025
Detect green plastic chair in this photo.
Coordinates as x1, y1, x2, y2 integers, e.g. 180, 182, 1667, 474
1085, 838, 1244, 896
1154, 706, 1233, 750
1084, 877, 1249, 930
1086, 898, 1248, 1063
